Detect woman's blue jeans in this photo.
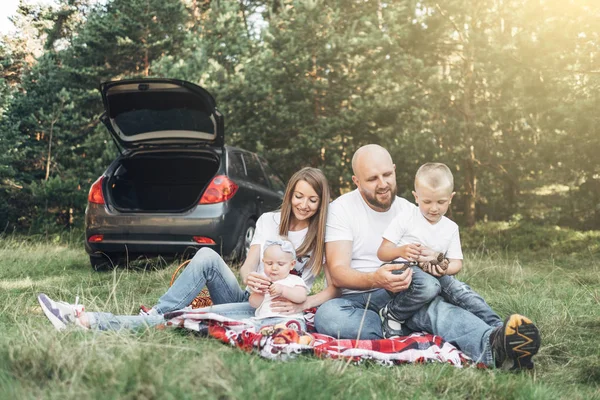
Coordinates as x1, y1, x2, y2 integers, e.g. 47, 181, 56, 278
88, 248, 254, 330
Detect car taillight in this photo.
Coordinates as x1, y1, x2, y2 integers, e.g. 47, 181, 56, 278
193, 236, 216, 244
199, 175, 238, 204
88, 177, 105, 204
88, 234, 104, 243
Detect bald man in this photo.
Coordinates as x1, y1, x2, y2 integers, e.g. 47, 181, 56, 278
315, 144, 541, 370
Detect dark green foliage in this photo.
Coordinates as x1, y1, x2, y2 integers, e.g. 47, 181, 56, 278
0, 0, 189, 230
0, 0, 599, 231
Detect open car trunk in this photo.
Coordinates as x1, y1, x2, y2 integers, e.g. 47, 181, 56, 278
107, 152, 220, 212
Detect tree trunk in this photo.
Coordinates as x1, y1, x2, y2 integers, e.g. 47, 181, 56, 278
312, 53, 319, 119
376, 0, 384, 31
436, 2, 479, 225
462, 12, 477, 227
144, 47, 149, 76
504, 174, 519, 217
464, 146, 477, 226
45, 120, 55, 181
239, 0, 251, 40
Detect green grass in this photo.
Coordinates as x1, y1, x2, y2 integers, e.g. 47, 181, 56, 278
0, 227, 599, 399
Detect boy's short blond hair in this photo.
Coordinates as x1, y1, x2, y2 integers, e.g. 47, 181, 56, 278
415, 163, 454, 191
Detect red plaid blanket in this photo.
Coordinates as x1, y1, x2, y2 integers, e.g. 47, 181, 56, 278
163, 308, 473, 367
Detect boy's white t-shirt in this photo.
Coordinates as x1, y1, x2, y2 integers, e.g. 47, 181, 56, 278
253, 274, 308, 319
382, 205, 463, 261
325, 189, 413, 295
250, 211, 316, 290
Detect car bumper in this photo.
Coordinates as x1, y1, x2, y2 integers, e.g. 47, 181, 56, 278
84, 202, 244, 257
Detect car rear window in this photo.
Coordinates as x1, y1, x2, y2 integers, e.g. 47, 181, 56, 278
243, 154, 269, 187
110, 92, 215, 136
228, 152, 246, 179
260, 159, 286, 193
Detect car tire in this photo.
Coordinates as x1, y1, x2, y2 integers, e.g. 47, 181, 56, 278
89, 253, 121, 271
231, 219, 256, 262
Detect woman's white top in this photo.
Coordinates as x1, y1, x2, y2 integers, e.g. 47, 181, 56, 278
250, 211, 316, 290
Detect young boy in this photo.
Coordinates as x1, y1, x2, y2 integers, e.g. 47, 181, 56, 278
249, 237, 309, 331
377, 163, 502, 338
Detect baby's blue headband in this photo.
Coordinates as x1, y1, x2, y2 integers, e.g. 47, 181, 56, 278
263, 238, 296, 259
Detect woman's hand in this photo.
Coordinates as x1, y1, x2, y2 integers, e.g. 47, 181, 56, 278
270, 297, 305, 315
246, 272, 271, 294
239, 244, 261, 286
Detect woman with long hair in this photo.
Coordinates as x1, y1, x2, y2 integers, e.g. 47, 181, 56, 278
38, 167, 338, 331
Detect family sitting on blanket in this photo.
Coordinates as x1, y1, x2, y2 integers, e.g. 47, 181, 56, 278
38, 145, 541, 370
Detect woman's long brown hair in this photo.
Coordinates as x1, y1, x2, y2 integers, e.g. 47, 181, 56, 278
278, 167, 330, 276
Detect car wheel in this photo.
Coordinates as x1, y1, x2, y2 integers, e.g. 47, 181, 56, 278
89, 253, 121, 271
232, 219, 256, 262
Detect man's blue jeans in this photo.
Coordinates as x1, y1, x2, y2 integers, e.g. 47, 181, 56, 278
87, 248, 255, 330
314, 269, 500, 366
314, 289, 393, 339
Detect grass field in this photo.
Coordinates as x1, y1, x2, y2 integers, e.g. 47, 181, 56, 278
0, 225, 599, 399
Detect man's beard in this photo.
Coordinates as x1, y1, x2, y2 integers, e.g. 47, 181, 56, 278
361, 184, 397, 211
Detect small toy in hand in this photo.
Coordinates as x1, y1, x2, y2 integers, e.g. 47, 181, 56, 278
419, 252, 449, 275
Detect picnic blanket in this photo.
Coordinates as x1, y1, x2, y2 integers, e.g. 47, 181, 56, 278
163, 308, 473, 368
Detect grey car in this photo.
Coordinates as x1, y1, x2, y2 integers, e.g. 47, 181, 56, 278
85, 78, 285, 270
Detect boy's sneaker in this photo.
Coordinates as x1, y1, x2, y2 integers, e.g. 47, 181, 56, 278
490, 314, 541, 370
379, 304, 405, 339
37, 293, 88, 331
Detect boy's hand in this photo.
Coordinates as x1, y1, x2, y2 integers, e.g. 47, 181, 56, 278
417, 246, 441, 263
269, 283, 284, 297
399, 243, 421, 262
419, 259, 449, 277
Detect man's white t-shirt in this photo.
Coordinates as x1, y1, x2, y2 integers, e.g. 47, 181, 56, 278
253, 274, 308, 319
250, 211, 316, 290
382, 205, 463, 261
325, 189, 413, 295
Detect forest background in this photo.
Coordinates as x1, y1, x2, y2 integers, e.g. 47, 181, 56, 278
0, 0, 599, 234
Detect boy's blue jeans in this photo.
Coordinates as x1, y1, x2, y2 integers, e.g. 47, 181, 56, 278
389, 267, 502, 327
314, 267, 502, 366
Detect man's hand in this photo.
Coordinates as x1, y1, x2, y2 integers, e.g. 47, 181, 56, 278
373, 263, 413, 293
